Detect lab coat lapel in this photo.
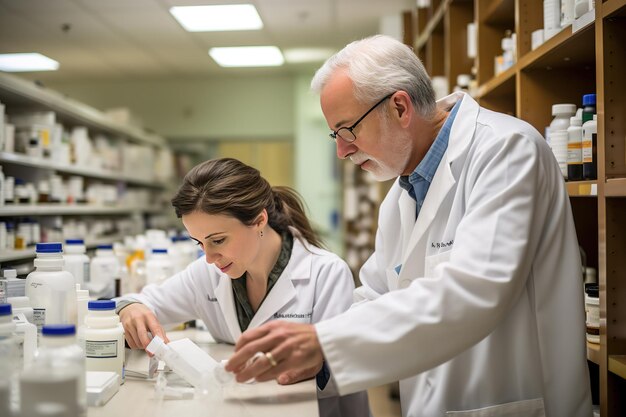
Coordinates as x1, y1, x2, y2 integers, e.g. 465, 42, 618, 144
400, 92, 478, 268
215, 275, 242, 341
247, 238, 307, 329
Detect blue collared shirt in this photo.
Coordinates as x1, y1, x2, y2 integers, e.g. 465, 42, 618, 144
399, 99, 461, 219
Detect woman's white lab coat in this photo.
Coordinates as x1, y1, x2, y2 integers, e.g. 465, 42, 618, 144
316, 92, 592, 417
121, 230, 369, 417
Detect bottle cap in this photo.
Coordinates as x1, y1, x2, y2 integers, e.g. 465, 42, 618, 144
153, 249, 168, 254
42, 324, 76, 336
66, 239, 84, 245
569, 117, 582, 126
582, 94, 596, 106
552, 104, 577, 116
36, 242, 63, 253
0, 303, 12, 316
97, 244, 114, 250
88, 300, 116, 310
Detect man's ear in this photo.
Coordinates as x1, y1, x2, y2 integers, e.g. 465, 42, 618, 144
390, 91, 413, 127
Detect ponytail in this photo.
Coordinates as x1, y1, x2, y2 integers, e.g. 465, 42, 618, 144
269, 186, 325, 249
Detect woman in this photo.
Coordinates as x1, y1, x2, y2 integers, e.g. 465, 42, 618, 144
117, 158, 369, 417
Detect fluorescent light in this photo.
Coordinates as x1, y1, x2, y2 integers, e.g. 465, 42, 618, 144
170, 4, 263, 32
209, 46, 284, 67
0, 53, 59, 72
283, 48, 336, 64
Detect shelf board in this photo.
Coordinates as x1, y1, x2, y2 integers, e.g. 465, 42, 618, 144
0, 72, 165, 147
415, 0, 451, 49
587, 341, 600, 365
603, 0, 626, 17
0, 152, 165, 188
480, 0, 515, 26
605, 178, 626, 197
609, 355, 626, 379
519, 19, 595, 71
0, 235, 124, 263
567, 180, 598, 197
476, 65, 516, 99
0, 204, 166, 217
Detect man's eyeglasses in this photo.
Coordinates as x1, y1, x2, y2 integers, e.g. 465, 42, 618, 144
329, 93, 394, 144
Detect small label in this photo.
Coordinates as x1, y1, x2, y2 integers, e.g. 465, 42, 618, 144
86, 339, 118, 358
582, 140, 593, 163
83, 262, 90, 283
33, 308, 45, 331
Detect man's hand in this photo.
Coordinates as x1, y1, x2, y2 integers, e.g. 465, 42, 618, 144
225, 321, 324, 384
118, 303, 169, 349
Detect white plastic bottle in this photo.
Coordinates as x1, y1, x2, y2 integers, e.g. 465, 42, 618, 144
89, 244, 119, 299
146, 248, 175, 285
13, 311, 37, 369
0, 303, 18, 416
75, 284, 89, 350
25, 243, 78, 332
7, 295, 34, 323
84, 300, 125, 384
146, 336, 205, 387
20, 324, 86, 417
64, 239, 90, 287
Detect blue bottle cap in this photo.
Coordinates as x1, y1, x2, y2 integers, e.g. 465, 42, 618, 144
582, 94, 596, 106
88, 300, 116, 310
42, 324, 76, 336
0, 303, 12, 316
66, 239, 84, 245
97, 244, 114, 250
36, 242, 63, 253
152, 248, 168, 254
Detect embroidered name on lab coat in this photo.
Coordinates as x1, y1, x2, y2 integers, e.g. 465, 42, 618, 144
431, 239, 454, 249
207, 295, 218, 302
273, 312, 312, 319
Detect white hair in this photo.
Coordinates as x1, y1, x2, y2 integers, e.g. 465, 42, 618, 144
311, 35, 436, 118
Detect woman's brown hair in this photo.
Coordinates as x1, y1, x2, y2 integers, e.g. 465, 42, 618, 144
171, 158, 324, 248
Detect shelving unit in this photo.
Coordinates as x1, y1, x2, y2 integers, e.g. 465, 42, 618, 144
0, 72, 173, 268
413, 0, 625, 414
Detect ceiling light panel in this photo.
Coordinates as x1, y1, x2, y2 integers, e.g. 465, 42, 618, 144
170, 4, 263, 32
209, 46, 284, 67
0, 53, 60, 72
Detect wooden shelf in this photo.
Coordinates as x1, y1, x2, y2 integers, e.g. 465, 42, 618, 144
609, 355, 626, 379
519, 22, 595, 71
415, 0, 450, 49
476, 66, 516, 99
567, 180, 598, 197
480, 0, 514, 26
588, 341, 600, 365
0, 204, 164, 217
603, 0, 626, 18
605, 178, 626, 197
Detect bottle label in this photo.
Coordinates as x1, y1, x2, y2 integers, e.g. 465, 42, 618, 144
567, 142, 582, 164
582, 140, 593, 163
83, 262, 90, 283
86, 339, 118, 358
33, 308, 45, 331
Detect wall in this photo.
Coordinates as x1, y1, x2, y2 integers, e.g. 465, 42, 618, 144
49, 75, 294, 140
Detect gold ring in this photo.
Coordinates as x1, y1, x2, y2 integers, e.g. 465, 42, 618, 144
265, 352, 278, 367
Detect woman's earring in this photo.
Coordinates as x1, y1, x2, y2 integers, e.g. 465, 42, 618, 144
259, 230, 264, 238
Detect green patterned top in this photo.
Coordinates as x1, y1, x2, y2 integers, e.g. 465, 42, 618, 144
231, 231, 294, 332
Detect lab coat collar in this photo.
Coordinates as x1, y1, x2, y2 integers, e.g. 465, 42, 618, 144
400, 92, 478, 269
215, 228, 313, 340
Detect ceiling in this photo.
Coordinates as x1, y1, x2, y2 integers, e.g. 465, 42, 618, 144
0, 0, 414, 82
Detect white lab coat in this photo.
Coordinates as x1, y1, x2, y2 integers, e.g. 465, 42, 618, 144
120, 228, 369, 417
316, 92, 592, 417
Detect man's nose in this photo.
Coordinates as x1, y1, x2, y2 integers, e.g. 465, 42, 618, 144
335, 139, 357, 160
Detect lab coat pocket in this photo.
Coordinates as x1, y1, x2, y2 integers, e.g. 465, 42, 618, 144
424, 250, 452, 278
445, 398, 545, 417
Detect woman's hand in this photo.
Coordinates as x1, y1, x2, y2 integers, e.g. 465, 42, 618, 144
118, 303, 169, 349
